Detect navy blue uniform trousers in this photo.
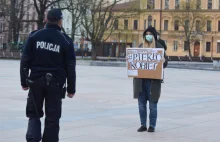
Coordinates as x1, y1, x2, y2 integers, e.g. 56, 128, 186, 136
26, 77, 62, 142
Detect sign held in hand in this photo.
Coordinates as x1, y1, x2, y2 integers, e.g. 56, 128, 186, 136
126, 48, 164, 79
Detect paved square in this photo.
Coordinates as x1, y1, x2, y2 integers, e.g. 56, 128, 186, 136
0, 60, 219, 142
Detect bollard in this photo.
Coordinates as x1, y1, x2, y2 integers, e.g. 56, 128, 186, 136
213, 60, 219, 69
217, 60, 220, 69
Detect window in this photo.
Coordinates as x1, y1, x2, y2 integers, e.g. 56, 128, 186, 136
173, 41, 178, 51
175, 0, 180, 9
26, 24, 29, 33
32, 12, 36, 20
27, 12, 29, 20
217, 43, 220, 53
148, 15, 152, 27
132, 40, 136, 47
219, 0, 220, 9
207, 20, 212, 32
196, 20, 200, 32
144, 20, 147, 29
208, 0, 212, 9
165, 0, 169, 9
186, 0, 190, 9
114, 19, 118, 30
218, 21, 220, 31
196, 0, 201, 9
124, 20, 128, 30
174, 20, 179, 31
26, 12, 30, 33
185, 20, 189, 32
133, 20, 138, 30
164, 20, 168, 31
206, 42, 211, 52
2, 23, 5, 31
147, 0, 155, 9
154, 20, 156, 28
0, 22, 3, 32
20, 22, 23, 32
184, 41, 188, 51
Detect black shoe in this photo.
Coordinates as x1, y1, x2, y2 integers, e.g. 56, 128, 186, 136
148, 126, 155, 132
137, 126, 147, 132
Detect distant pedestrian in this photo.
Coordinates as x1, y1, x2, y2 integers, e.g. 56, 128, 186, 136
157, 32, 167, 83
157, 32, 167, 51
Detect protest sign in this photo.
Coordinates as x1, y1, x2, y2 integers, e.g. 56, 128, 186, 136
126, 48, 164, 79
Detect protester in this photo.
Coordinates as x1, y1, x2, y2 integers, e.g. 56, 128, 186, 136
133, 26, 168, 132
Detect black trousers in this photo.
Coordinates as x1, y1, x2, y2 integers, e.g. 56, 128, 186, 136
26, 77, 62, 142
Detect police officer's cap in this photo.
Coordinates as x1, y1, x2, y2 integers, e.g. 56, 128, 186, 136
47, 8, 63, 20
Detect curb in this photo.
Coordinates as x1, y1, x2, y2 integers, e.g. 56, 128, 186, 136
90, 61, 220, 71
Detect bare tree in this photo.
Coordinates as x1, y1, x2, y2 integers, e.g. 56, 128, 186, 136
0, 0, 31, 50
65, 0, 85, 42
0, 0, 7, 34
33, 0, 64, 29
170, 0, 207, 57
111, 19, 134, 57
81, 0, 138, 60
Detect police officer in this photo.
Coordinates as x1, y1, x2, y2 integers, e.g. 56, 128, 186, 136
20, 8, 76, 142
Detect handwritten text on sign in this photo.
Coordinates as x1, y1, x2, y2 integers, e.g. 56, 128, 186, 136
127, 50, 162, 70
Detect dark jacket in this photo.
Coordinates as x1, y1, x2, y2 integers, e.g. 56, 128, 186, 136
158, 39, 167, 51
20, 23, 76, 94
133, 42, 168, 102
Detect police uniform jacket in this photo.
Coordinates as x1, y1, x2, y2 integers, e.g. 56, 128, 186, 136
20, 23, 76, 94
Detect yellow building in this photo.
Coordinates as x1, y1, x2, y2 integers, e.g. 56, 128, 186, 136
104, 0, 220, 58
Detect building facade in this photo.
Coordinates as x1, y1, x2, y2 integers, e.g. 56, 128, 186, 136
104, 0, 220, 58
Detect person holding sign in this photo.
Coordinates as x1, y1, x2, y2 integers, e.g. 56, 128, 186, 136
133, 26, 168, 132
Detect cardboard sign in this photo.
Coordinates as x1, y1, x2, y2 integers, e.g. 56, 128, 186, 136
126, 48, 164, 79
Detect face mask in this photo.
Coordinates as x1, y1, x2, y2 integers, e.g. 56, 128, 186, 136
145, 35, 153, 42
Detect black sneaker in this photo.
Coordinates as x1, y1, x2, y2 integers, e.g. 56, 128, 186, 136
148, 126, 155, 132
137, 126, 147, 132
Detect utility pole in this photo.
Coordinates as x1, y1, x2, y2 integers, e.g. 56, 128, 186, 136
211, 36, 213, 59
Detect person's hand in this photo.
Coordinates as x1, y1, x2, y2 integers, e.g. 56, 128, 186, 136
22, 87, 29, 91
67, 94, 75, 98
161, 58, 165, 63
